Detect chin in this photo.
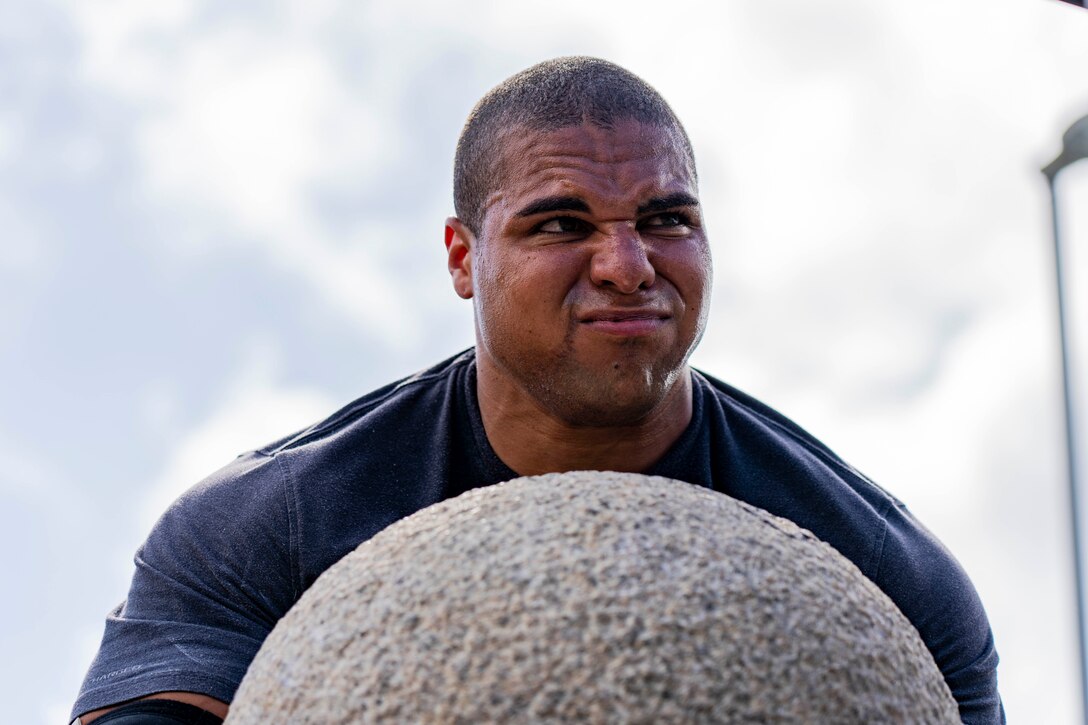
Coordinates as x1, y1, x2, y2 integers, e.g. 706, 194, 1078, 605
559, 398, 659, 428
539, 368, 679, 429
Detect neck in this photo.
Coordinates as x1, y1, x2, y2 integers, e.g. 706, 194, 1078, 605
475, 354, 694, 477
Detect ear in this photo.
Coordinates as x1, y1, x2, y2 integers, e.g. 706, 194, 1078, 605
445, 217, 475, 300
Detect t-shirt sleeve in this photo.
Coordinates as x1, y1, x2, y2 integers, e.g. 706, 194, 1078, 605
72, 451, 299, 720
876, 502, 1004, 724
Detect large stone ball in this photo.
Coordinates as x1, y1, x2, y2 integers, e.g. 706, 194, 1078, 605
227, 472, 958, 723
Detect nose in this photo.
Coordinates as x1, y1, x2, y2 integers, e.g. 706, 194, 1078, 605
589, 226, 655, 293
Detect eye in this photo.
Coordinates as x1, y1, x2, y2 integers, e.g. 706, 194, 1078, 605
640, 212, 692, 235
536, 217, 591, 235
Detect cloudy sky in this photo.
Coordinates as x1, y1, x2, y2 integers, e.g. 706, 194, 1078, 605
2, 0, 1088, 722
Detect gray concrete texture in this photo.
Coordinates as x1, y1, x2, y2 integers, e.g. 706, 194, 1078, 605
226, 471, 959, 723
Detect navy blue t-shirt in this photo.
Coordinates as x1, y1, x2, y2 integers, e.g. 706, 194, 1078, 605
74, 349, 1003, 722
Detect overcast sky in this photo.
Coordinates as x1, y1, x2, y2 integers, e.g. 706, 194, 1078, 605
3, 1, 1088, 722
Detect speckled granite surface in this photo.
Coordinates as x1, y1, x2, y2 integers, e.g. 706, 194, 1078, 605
227, 471, 958, 724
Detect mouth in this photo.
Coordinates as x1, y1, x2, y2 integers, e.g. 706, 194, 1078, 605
578, 309, 671, 336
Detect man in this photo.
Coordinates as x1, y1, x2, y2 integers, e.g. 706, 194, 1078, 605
73, 57, 1003, 724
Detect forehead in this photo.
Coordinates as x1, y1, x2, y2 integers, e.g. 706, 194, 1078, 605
484, 121, 696, 219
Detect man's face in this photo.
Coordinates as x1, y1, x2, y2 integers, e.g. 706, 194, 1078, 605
447, 120, 712, 427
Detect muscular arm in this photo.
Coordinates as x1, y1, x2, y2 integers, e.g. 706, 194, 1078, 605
79, 692, 228, 724
877, 504, 1004, 722
72, 452, 296, 721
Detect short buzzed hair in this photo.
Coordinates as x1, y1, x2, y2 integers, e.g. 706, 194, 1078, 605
453, 56, 696, 236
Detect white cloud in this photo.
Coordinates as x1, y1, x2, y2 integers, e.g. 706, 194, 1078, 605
0, 433, 63, 501
67, 3, 426, 347
0, 198, 46, 275
64, 0, 192, 98
0, 115, 13, 167
137, 32, 387, 237
138, 340, 337, 533
136, 378, 183, 440
135, 31, 419, 343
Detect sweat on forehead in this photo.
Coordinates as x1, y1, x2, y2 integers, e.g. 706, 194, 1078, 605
453, 56, 697, 236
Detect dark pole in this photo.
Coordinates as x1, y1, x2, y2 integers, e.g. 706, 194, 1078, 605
1044, 112, 1088, 722
1044, 172, 1088, 725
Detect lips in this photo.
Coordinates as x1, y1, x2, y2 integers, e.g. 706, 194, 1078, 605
578, 308, 671, 336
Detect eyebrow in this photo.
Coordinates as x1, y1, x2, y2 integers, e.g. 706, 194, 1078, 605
515, 192, 699, 219
637, 193, 700, 215
515, 196, 591, 218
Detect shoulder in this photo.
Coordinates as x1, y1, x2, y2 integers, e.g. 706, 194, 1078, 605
140, 446, 299, 615
696, 367, 900, 513
149, 348, 477, 578
877, 500, 1002, 721
691, 368, 967, 592
142, 349, 475, 586
691, 369, 1002, 721
75, 450, 296, 717
255, 349, 475, 458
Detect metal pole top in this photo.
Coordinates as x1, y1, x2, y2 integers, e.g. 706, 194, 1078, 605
1044, 113, 1088, 180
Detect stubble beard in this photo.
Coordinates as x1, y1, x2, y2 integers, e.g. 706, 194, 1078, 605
503, 335, 690, 429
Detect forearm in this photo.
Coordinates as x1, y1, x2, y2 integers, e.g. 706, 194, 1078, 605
79, 694, 227, 725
